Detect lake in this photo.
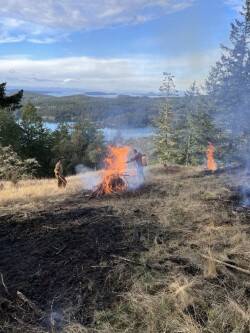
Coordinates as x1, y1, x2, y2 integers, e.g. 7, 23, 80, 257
44, 122, 155, 141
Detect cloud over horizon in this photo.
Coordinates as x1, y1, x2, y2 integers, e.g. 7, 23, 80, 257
0, 50, 220, 93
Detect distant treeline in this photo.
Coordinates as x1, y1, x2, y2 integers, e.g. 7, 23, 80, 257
21, 92, 180, 127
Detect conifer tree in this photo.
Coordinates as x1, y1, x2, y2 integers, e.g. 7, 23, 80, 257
206, 1, 250, 136
178, 83, 219, 165
0, 83, 23, 110
0, 83, 23, 150
155, 73, 177, 164
20, 103, 53, 176
205, 1, 250, 163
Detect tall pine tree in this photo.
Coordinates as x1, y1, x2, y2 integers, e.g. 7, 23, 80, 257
206, 1, 250, 136
206, 1, 250, 163
155, 73, 178, 164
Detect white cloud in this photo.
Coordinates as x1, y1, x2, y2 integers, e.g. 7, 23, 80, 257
0, 50, 220, 93
27, 37, 59, 44
0, 16, 63, 44
0, 34, 25, 44
0, 0, 195, 43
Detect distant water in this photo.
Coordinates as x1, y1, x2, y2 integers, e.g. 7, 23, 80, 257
102, 127, 155, 141
44, 122, 73, 131
44, 122, 155, 141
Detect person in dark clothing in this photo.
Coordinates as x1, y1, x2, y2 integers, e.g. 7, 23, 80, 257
127, 149, 146, 181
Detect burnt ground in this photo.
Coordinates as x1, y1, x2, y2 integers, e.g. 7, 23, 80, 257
0, 191, 163, 332
0, 167, 250, 333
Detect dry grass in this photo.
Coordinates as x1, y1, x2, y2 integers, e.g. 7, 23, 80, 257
169, 277, 195, 310
91, 165, 250, 333
0, 174, 85, 209
203, 249, 218, 279
62, 324, 88, 333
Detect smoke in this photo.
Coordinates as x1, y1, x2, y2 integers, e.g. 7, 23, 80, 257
75, 164, 101, 190
126, 165, 148, 190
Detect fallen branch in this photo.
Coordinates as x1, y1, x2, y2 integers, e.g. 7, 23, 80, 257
110, 254, 166, 271
91, 265, 113, 269
55, 245, 67, 255
201, 254, 250, 275
42, 226, 57, 230
17, 291, 44, 316
110, 254, 145, 266
0, 272, 9, 295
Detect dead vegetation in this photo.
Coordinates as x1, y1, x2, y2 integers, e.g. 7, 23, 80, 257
0, 175, 83, 209
0, 165, 250, 332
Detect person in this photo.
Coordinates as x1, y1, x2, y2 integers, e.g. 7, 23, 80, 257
54, 159, 67, 188
127, 149, 146, 181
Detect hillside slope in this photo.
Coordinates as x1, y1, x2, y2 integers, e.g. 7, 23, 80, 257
21, 92, 163, 127
0, 166, 249, 333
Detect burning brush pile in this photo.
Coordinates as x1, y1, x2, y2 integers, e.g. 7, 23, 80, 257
90, 145, 134, 198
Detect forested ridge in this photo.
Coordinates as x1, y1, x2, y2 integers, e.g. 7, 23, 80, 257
21, 91, 180, 127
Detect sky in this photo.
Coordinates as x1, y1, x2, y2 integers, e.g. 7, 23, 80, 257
0, 0, 244, 94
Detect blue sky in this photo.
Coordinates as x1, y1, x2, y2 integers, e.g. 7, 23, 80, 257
0, 0, 243, 93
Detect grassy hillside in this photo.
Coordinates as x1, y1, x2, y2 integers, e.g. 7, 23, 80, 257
21, 92, 180, 127
0, 166, 249, 332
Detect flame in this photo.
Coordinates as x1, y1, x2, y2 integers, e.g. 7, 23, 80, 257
101, 145, 130, 194
206, 143, 217, 171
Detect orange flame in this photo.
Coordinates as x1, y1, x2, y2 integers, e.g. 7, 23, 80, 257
101, 145, 130, 194
206, 143, 217, 171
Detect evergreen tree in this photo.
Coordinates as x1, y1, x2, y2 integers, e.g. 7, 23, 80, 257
206, 2, 250, 137
51, 121, 105, 174
70, 121, 105, 170
176, 83, 219, 165
19, 103, 53, 176
155, 77, 221, 166
0, 83, 23, 151
155, 73, 178, 164
0, 108, 22, 151
0, 83, 23, 110
51, 123, 74, 173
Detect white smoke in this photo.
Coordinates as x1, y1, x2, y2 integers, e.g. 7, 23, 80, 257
75, 164, 101, 190
125, 151, 148, 190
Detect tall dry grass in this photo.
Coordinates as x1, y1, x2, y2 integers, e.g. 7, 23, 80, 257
0, 175, 84, 208
91, 166, 250, 333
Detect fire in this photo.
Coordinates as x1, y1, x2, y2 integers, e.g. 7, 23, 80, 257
206, 142, 217, 171
90, 145, 130, 198
102, 145, 130, 193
